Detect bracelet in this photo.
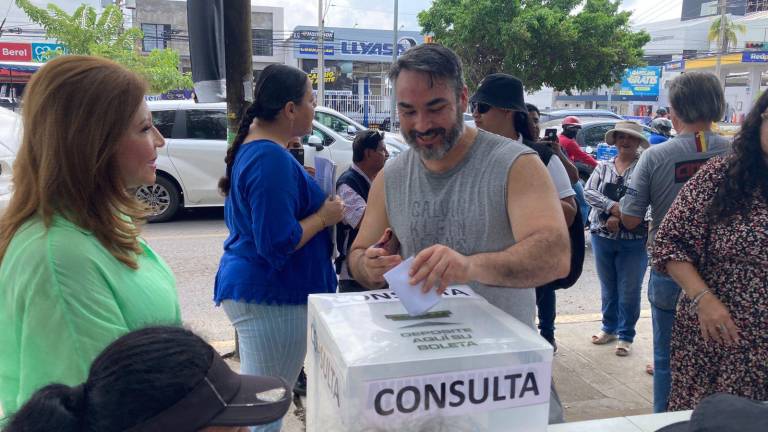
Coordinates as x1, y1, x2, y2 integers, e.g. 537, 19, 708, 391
316, 213, 326, 228
690, 289, 712, 312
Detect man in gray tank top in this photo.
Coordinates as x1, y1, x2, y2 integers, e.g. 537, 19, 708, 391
346, 44, 571, 423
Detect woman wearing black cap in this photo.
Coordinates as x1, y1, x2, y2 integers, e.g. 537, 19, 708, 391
2, 326, 291, 432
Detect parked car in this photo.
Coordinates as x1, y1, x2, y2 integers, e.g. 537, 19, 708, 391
142, 101, 402, 222
314, 105, 407, 152
539, 109, 623, 125
540, 119, 656, 156
0, 107, 22, 213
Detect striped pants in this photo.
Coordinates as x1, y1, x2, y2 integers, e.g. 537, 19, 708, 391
222, 300, 308, 432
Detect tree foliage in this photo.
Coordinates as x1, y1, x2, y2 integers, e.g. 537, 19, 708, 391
708, 16, 746, 53
418, 0, 651, 93
14, 0, 192, 94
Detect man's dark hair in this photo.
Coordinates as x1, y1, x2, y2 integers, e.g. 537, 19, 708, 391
353, 130, 384, 163
388, 43, 465, 99
525, 103, 540, 115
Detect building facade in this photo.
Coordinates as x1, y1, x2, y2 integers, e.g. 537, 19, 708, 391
288, 26, 424, 125
133, 0, 285, 74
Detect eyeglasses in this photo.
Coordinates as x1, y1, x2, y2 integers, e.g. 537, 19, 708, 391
471, 102, 492, 114
204, 377, 289, 408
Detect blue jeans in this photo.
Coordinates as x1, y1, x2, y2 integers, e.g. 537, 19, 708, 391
591, 235, 647, 343
573, 182, 591, 228
222, 301, 308, 432
648, 270, 681, 413
536, 286, 556, 342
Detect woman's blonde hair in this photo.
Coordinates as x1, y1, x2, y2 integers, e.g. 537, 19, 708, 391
0, 55, 149, 269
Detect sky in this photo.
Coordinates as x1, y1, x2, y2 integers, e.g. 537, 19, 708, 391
0, 0, 685, 36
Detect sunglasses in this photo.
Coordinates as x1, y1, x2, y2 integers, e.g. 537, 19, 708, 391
471, 102, 492, 114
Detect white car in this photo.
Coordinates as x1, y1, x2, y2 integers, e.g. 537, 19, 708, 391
0, 107, 22, 213
142, 101, 402, 222
314, 105, 407, 152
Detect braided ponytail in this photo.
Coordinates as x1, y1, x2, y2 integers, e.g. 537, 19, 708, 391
217, 64, 309, 196
218, 103, 259, 195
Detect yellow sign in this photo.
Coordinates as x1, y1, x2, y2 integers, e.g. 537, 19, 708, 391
308, 70, 337, 85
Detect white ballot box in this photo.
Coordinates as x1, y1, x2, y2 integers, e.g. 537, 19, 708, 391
306, 286, 553, 432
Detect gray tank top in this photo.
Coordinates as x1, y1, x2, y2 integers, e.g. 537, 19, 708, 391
384, 129, 538, 328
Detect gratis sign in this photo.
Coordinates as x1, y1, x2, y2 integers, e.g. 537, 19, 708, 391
618, 67, 662, 97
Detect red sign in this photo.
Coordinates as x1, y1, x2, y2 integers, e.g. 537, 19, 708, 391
0, 43, 32, 62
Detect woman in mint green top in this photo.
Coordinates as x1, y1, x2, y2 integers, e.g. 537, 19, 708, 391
0, 56, 180, 416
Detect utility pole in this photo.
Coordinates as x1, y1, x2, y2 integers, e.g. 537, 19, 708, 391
223, 0, 253, 143
318, 0, 325, 106
390, 0, 398, 131
714, 0, 727, 87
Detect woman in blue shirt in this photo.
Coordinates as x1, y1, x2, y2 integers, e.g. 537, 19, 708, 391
214, 64, 344, 432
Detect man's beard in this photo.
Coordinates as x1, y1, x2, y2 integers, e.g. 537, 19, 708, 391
402, 109, 464, 161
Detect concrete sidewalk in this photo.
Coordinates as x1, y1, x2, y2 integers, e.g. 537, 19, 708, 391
213, 312, 655, 430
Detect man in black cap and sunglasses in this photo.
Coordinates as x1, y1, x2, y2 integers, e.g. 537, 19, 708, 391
335, 129, 389, 292
470, 74, 581, 352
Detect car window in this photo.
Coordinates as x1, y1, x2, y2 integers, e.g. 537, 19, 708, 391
315, 111, 355, 135
151, 110, 177, 139
183, 110, 227, 140
582, 124, 614, 147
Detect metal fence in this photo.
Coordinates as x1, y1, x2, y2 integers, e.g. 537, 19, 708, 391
322, 92, 396, 130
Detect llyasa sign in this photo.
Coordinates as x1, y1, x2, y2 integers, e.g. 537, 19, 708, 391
0, 43, 32, 62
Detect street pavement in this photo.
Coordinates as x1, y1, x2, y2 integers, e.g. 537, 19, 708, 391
143, 209, 655, 430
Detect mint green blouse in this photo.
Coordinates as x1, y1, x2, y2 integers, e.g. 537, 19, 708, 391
0, 215, 180, 415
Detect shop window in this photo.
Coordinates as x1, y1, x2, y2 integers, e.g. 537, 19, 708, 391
142, 23, 170, 52
252, 29, 273, 56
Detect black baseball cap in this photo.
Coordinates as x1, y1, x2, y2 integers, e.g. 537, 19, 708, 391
126, 353, 292, 431
470, 73, 527, 111
656, 393, 768, 432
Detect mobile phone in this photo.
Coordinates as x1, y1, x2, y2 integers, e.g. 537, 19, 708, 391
289, 147, 304, 166
544, 128, 558, 141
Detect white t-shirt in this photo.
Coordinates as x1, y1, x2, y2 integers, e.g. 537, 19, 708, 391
547, 156, 575, 199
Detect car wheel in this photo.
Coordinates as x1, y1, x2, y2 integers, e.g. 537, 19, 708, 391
135, 175, 180, 223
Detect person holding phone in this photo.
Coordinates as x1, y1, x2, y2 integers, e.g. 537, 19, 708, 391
214, 64, 343, 432
584, 121, 649, 357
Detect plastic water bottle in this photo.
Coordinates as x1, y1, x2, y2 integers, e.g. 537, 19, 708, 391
596, 143, 617, 161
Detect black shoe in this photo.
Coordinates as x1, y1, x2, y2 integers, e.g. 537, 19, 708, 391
293, 368, 307, 397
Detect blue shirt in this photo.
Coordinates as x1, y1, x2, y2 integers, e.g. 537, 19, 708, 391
649, 133, 668, 145
214, 140, 337, 305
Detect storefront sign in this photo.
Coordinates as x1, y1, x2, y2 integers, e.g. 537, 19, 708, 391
742, 51, 768, 63
664, 60, 684, 72
0, 42, 66, 62
299, 43, 334, 56
308, 69, 337, 85
0, 43, 32, 62
292, 26, 423, 62
618, 67, 662, 97
293, 29, 334, 41
31, 43, 66, 62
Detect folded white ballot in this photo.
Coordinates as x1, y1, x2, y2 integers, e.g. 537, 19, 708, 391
383, 256, 441, 316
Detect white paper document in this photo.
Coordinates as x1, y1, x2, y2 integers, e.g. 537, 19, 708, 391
314, 156, 337, 198
383, 257, 441, 316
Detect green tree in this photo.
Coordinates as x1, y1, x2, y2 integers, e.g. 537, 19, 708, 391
418, 0, 650, 92
708, 16, 746, 53
14, 0, 192, 94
